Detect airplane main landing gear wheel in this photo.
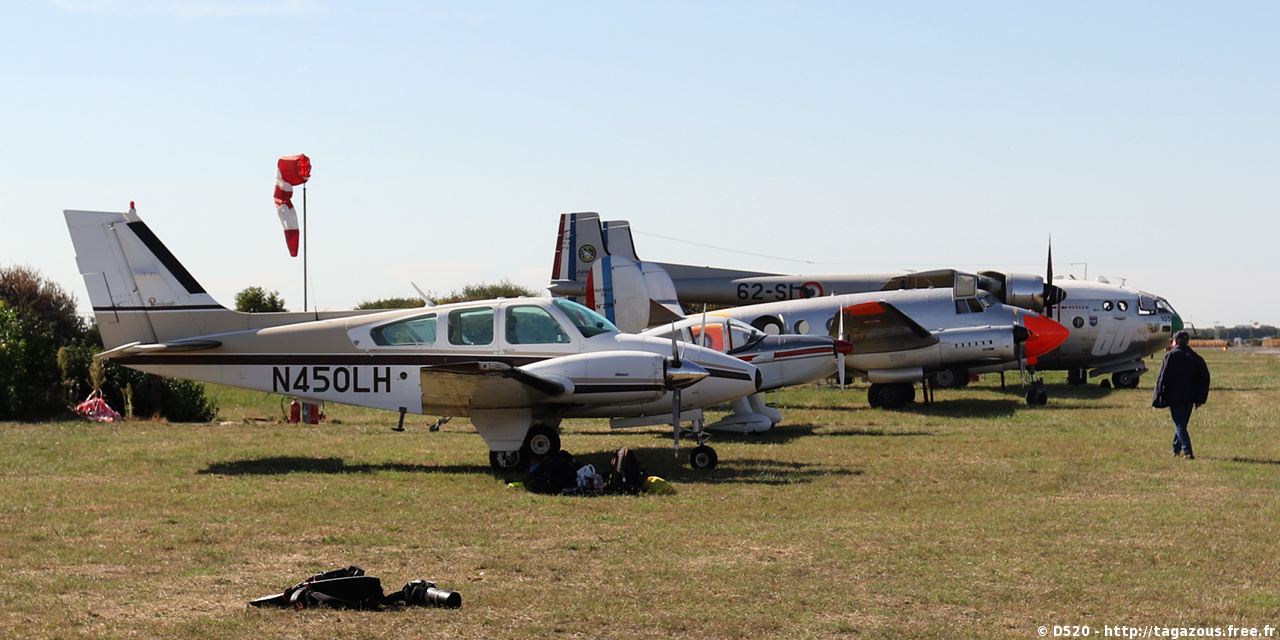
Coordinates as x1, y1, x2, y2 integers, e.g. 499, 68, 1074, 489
489, 449, 523, 472
868, 383, 913, 409
689, 445, 718, 470
1112, 371, 1141, 389
1025, 383, 1048, 406
522, 423, 561, 460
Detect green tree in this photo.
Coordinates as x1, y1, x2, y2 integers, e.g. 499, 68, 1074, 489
436, 279, 542, 304
0, 264, 218, 422
235, 286, 287, 313
355, 297, 428, 310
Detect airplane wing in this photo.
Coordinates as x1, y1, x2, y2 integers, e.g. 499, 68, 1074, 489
833, 301, 940, 354
419, 361, 567, 413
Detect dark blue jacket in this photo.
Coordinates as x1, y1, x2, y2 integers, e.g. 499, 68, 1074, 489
1153, 344, 1210, 407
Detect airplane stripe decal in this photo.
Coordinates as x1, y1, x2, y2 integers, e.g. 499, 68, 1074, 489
705, 367, 754, 382
574, 383, 666, 394
113, 354, 549, 367
125, 221, 207, 295
774, 347, 833, 359
95, 305, 225, 312
551, 214, 567, 280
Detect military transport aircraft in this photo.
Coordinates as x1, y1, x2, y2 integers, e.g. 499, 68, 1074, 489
550, 213, 1071, 409
65, 206, 763, 471
550, 213, 1180, 391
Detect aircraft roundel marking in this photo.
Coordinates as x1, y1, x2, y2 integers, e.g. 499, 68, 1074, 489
801, 281, 824, 298
578, 245, 597, 263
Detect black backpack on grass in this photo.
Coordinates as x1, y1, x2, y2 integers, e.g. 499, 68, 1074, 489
251, 566, 385, 610
606, 447, 646, 495
524, 449, 584, 494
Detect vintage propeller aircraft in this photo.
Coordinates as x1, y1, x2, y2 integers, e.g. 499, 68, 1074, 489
550, 213, 1070, 409
572, 248, 853, 435
551, 214, 1181, 391
65, 206, 763, 471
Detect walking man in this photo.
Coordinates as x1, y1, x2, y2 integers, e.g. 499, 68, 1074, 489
1152, 330, 1211, 459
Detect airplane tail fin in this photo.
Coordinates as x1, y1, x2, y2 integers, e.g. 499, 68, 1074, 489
64, 206, 244, 348
549, 212, 685, 331
550, 212, 607, 301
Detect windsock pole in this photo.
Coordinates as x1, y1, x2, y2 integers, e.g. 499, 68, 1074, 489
303, 183, 308, 312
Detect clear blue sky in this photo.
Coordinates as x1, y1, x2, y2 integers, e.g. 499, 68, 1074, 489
3, 1, 1276, 328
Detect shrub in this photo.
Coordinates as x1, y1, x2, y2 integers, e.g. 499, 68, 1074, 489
235, 287, 287, 313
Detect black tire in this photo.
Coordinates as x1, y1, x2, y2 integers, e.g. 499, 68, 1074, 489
1112, 371, 1141, 389
1025, 385, 1048, 406
750, 316, 784, 336
868, 383, 907, 409
690, 445, 718, 470
489, 449, 523, 472
523, 423, 561, 459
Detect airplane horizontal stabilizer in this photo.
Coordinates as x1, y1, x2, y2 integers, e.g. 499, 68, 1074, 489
96, 339, 224, 359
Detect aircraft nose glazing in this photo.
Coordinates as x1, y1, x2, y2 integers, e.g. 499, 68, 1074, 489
1020, 313, 1071, 359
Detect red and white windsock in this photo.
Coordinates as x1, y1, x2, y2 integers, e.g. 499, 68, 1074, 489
274, 154, 312, 257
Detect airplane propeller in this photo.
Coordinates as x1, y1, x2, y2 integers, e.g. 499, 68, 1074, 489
1042, 238, 1064, 318
663, 326, 710, 459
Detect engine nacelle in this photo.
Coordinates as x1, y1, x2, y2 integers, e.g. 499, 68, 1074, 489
849, 325, 1017, 379
980, 271, 1047, 312
523, 350, 670, 405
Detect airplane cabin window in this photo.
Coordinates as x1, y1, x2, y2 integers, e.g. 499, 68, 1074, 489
371, 314, 437, 346
448, 307, 494, 346
505, 305, 571, 345
1118, 301, 1129, 312
1102, 301, 1113, 311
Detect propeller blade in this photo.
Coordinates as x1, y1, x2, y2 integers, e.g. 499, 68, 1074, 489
837, 301, 846, 392
670, 324, 681, 368
672, 388, 681, 458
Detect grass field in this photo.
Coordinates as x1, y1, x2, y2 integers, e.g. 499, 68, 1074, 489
2, 349, 1278, 639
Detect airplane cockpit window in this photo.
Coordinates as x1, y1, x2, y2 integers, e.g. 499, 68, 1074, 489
1139, 294, 1158, 315
955, 298, 985, 314
1155, 298, 1178, 316
371, 313, 437, 346
505, 305, 571, 345
553, 299, 619, 338
724, 321, 767, 355
978, 294, 994, 309
448, 307, 494, 346
955, 273, 978, 298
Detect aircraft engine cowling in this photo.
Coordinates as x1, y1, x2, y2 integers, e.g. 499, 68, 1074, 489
980, 271, 1048, 312
522, 350, 671, 405
848, 326, 1018, 379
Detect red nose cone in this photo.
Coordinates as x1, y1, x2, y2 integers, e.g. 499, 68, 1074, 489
834, 339, 855, 355
1021, 313, 1070, 359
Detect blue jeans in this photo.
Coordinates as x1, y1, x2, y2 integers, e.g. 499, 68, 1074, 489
1170, 404, 1194, 456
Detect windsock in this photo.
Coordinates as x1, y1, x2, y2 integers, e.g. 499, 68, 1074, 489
274, 154, 311, 257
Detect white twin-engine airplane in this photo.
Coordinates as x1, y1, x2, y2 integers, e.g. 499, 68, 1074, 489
64, 207, 764, 471
549, 213, 1071, 409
